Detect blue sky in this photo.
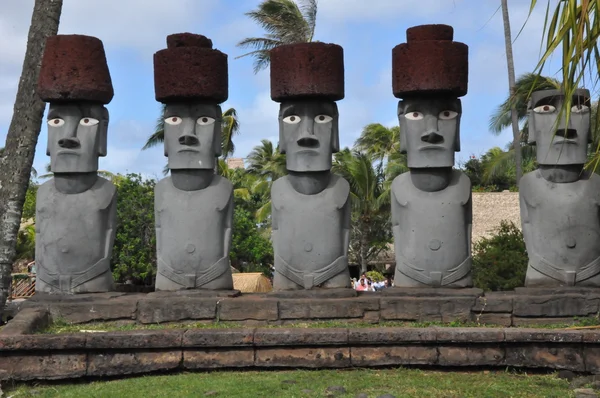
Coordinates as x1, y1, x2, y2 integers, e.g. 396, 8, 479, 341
0, 0, 564, 180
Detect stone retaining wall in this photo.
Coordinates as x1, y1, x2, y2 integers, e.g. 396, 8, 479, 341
1, 326, 599, 381
7, 287, 600, 328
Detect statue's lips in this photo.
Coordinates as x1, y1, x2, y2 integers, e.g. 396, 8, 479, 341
553, 139, 578, 145
177, 148, 200, 153
295, 149, 319, 155
56, 149, 80, 156
419, 145, 445, 151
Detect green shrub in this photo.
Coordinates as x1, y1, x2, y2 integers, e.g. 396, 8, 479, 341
472, 221, 528, 291
366, 270, 385, 282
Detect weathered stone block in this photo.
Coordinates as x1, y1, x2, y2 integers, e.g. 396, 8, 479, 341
505, 344, 585, 371
438, 346, 504, 366
351, 346, 438, 367
382, 287, 483, 297
0, 353, 87, 380
472, 313, 512, 327
183, 329, 254, 347
86, 330, 183, 349
87, 350, 181, 376
348, 327, 436, 345
582, 332, 600, 343
268, 288, 357, 299
218, 298, 278, 321
278, 298, 379, 320
137, 297, 217, 324
0, 334, 86, 351
380, 297, 475, 322
435, 328, 504, 343
0, 308, 49, 335
254, 328, 347, 346
472, 293, 514, 313
512, 317, 581, 327
513, 294, 599, 317
583, 346, 600, 373
184, 348, 254, 369
255, 347, 350, 368
50, 300, 137, 324
504, 329, 582, 343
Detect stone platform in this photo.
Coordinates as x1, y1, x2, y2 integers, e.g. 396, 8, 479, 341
2, 287, 600, 381
5, 287, 600, 327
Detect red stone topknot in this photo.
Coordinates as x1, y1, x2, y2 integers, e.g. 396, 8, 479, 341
270, 42, 345, 102
154, 33, 228, 103
392, 24, 468, 98
38, 35, 114, 104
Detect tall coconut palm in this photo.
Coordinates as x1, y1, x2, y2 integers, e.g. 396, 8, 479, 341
332, 148, 391, 274
143, 105, 240, 158
236, 0, 318, 73
246, 139, 287, 222
480, 145, 537, 189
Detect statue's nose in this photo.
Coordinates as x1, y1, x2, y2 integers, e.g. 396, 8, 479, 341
57, 137, 80, 149
421, 132, 444, 144
179, 135, 199, 146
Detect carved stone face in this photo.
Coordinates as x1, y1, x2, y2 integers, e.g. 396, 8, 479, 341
528, 89, 591, 165
397, 97, 461, 168
163, 103, 222, 170
47, 103, 108, 173
279, 100, 339, 172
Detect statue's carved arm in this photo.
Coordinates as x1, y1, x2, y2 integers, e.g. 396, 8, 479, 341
271, 198, 278, 249
519, 192, 533, 255
154, 197, 162, 261
102, 191, 118, 264
391, 187, 402, 241
466, 192, 473, 257
224, 193, 233, 258
342, 194, 351, 257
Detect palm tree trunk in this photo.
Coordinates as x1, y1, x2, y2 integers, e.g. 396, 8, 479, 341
0, 0, 62, 321
501, 0, 522, 186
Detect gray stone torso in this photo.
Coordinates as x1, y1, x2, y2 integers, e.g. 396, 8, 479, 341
521, 168, 600, 287
392, 169, 472, 287
272, 174, 349, 270
35, 175, 116, 293
154, 174, 233, 290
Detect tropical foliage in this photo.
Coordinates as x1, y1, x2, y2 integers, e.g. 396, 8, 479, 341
236, 0, 318, 73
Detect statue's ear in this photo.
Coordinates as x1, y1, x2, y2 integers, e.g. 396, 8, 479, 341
331, 103, 339, 153
278, 104, 286, 154
98, 106, 109, 157
527, 99, 536, 144
398, 101, 407, 154
454, 99, 462, 152
214, 105, 223, 157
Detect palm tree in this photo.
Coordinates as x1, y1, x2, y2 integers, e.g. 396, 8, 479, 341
332, 149, 391, 274
143, 105, 240, 158
479, 145, 537, 189
236, 0, 318, 73
489, 73, 561, 134
246, 139, 287, 221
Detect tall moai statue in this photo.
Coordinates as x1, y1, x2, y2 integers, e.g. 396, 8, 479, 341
391, 25, 473, 288
153, 33, 234, 291
35, 35, 116, 294
521, 89, 600, 287
270, 43, 351, 290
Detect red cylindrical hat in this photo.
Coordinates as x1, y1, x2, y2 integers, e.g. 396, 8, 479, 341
270, 42, 344, 102
154, 33, 228, 103
392, 24, 468, 98
38, 35, 114, 104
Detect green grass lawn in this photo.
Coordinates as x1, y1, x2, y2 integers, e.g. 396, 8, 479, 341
5, 368, 574, 398
39, 317, 600, 334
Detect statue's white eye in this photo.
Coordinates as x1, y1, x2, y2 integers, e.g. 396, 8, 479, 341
315, 115, 333, 124
572, 104, 590, 114
533, 105, 556, 114
197, 116, 215, 126
283, 115, 301, 124
165, 116, 182, 125
439, 110, 458, 120
48, 118, 64, 127
405, 111, 424, 121
80, 118, 99, 126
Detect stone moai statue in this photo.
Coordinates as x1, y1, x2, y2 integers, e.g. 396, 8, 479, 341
391, 25, 473, 288
153, 33, 234, 291
521, 88, 600, 287
35, 35, 116, 294
269, 43, 351, 290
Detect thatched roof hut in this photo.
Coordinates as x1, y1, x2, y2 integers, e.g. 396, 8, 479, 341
232, 272, 272, 293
